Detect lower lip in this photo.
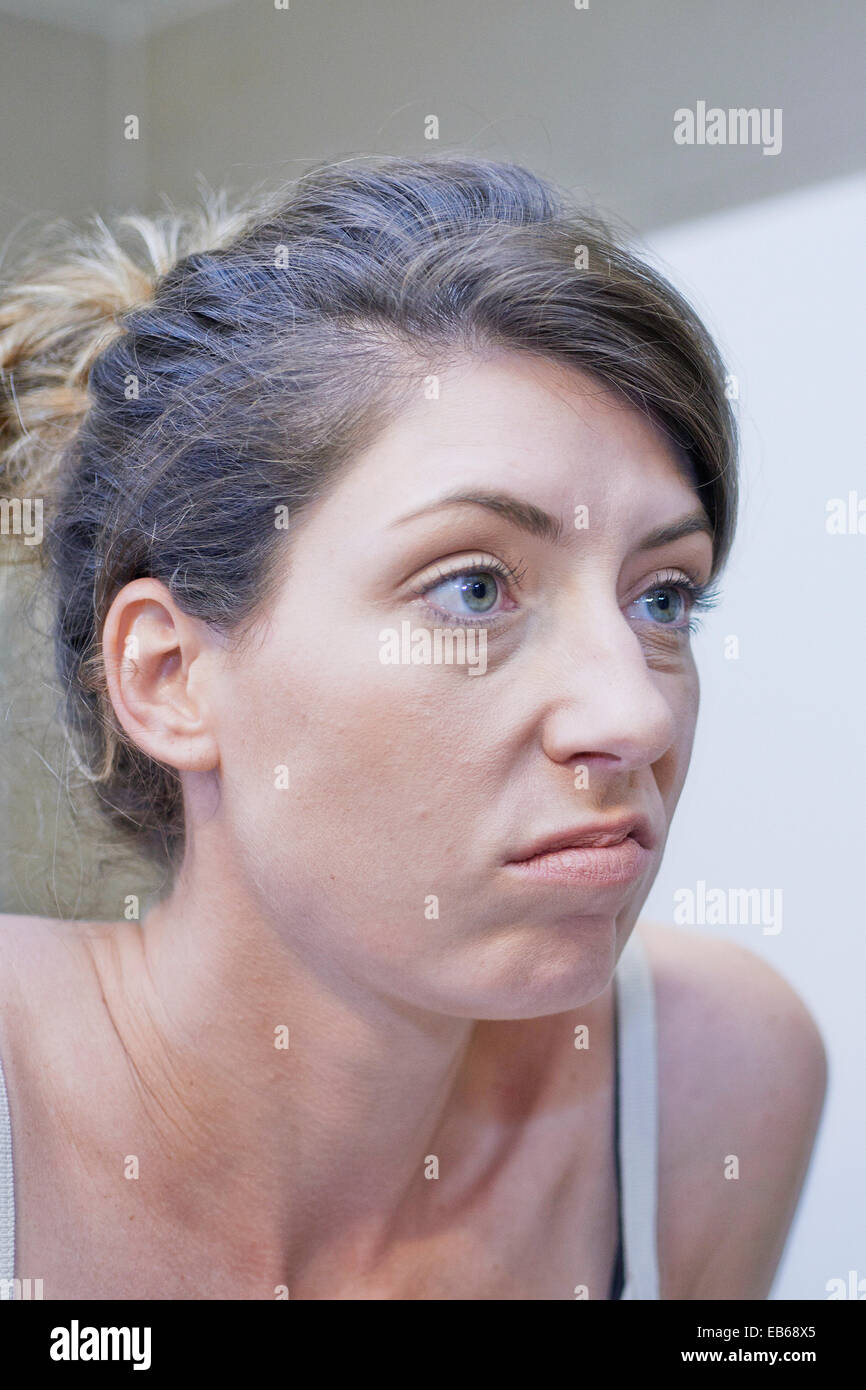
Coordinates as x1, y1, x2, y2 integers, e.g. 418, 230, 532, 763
505, 836, 652, 887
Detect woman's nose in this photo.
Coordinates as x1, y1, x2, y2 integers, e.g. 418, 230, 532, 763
534, 613, 681, 776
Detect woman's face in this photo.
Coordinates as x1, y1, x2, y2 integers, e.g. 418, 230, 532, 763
210, 352, 714, 1016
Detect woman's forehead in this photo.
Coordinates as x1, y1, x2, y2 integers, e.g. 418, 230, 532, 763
324, 354, 706, 534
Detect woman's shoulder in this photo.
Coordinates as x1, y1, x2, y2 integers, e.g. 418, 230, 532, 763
636, 918, 827, 1062
0, 911, 103, 994
0, 913, 118, 1067
636, 920, 828, 1298
636, 919, 828, 1096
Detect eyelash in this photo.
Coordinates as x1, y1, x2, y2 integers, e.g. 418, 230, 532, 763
411, 557, 722, 633
639, 569, 723, 635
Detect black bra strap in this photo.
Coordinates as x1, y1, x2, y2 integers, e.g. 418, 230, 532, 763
607, 981, 625, 1300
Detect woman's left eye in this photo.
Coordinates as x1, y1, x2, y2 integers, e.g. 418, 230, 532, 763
627, 576, 713, 633
631, 583, 691, 627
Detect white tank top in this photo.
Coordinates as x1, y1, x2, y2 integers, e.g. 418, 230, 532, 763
614, 926, 660, 1298
0, 926, 659, 1300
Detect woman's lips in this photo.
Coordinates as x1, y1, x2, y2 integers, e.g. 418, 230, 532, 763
504, 835, 652, 887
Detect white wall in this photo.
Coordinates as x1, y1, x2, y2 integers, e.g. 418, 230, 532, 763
641, 172, 866, 1299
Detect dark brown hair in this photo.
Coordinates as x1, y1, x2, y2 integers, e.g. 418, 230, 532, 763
0, 153, 738, 870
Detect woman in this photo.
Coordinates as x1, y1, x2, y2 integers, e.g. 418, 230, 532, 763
0, 154, 826, 1300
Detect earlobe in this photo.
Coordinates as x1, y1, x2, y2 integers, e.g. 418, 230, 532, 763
102, 578, 220, 773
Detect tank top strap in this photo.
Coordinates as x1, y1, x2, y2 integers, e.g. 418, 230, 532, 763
0, 1048, 15, 1296
613, 926, 660, 1299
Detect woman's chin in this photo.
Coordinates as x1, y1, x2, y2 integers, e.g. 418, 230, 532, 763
423, 937, 619, 1020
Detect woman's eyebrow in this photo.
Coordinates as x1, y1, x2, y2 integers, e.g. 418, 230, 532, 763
390, 488, 713, 551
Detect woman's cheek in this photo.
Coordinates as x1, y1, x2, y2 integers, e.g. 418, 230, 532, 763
654, 669, 700, 811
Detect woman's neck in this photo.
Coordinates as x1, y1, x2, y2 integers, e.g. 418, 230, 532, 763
79, 842, 615, 1290
83, 874, 477, 1281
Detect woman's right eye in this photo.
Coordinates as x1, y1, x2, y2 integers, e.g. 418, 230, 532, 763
421, 568, 510, 622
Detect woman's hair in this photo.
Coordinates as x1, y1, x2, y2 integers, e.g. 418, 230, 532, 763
0, 153, 738, 871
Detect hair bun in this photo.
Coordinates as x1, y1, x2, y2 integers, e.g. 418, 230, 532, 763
0, 187, 254, 512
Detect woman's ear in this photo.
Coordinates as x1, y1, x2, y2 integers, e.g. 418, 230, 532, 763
101, 578, 221, 773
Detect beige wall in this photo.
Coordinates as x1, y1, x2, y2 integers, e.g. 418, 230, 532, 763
140, 0, 866, 233
4, 0, 865, 245
0, 555, 169, 918
0, 14, 109, 242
